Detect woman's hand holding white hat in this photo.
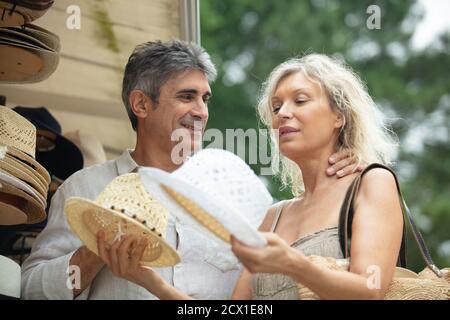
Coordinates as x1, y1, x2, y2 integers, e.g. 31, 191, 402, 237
231, 233, 303, 276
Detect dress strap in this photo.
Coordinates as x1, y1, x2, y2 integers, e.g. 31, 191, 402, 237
270, 200, 288, 232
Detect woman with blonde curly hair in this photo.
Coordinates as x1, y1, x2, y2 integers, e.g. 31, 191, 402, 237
230, 53, 403, 299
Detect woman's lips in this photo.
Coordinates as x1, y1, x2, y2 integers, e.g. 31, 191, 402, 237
278, 126, 300, 137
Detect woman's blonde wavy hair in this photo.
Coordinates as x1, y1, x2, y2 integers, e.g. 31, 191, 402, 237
257, 54, 398, 196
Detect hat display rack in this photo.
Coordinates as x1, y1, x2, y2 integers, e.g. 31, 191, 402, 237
0, 105, 52, 300
0, 1, 59, 299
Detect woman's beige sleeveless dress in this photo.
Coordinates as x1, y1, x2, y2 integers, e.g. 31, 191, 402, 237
252, 201, 344, 300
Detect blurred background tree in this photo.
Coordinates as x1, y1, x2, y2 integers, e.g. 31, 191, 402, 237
200, 0, 449, 271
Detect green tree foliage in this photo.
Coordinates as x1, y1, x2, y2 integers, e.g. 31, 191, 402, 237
201, 0, 449, 271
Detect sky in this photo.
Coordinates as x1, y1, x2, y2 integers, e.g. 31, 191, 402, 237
412, 0, 450, 50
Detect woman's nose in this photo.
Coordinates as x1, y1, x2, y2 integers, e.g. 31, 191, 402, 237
277, 103, 292, 119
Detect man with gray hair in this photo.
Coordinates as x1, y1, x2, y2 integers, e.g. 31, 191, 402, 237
21, 40, 356, 299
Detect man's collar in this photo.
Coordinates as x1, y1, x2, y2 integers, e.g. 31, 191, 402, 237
116, 149, 139, 175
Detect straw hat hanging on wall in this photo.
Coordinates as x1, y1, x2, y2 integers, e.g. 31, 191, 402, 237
0, 23, 60, 83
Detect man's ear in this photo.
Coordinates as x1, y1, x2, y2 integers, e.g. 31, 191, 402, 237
128, 90, 154, 120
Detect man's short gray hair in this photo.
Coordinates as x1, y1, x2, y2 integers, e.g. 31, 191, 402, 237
121, 40, 217, 131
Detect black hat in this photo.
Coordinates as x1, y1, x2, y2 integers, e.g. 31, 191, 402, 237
13, 106, 83, 180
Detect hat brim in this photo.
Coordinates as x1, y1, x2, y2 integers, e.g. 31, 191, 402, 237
0, 41, 59, 84
0, 28, 53, 51
0, 170, 46, 208
0, 180, 46, 224
0, 159, 47, 198
65, 198, 180, 268
4, 153, 48, 187
5, 146, 50, 185
8, 25, 60, 52
139, 167, 267, 248
0, 202, 28, 225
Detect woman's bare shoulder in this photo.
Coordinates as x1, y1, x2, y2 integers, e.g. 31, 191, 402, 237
359, 167, 398, 199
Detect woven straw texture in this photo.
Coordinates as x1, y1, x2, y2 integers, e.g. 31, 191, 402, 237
0, 108, 50, 185
297, 255, 450, 300
0, 106, 36, 157
171, 149, 271, 230
163, 185, 231, 243
140, 149, 272, 248
65, 173, 180, 267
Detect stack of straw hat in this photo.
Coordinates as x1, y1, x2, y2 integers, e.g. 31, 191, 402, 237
0, 106, 50, 225
0, 0, 59, 83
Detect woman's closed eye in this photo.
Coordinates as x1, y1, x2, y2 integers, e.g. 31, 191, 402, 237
272, 99, 308, 114
272, 105, 281, 114
295, 99, 308, 105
